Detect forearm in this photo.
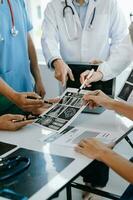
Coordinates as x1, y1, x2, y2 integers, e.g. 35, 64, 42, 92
110, 100, 133, 120
28, 34, 42, 83
100, 148, 133, 183
0, 79, 16, 101
98, 35, 133, 81
41, 5, 61, 65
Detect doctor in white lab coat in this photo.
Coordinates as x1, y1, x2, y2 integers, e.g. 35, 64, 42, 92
80, 25, 133, 86
41, 0, 127, 85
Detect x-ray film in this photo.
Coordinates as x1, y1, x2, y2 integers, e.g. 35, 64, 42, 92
118, 69, 133, 103
35, 88, 88, 132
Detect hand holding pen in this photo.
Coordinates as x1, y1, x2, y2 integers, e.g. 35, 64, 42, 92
78, 69, 94, 93
27, 96, 60, 105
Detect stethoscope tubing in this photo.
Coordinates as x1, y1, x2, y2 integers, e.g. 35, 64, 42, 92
63, 0, 96, 28
0, 156, 31, 181
7, 0, 15, 28
0, 0, 18, 39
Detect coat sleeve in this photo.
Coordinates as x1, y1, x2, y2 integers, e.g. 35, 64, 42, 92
41, 3, 62, 66
99, 0, 129, 80
98, 34, 133, 81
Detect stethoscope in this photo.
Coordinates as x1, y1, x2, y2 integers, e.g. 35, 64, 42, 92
0, 155, 30, 181
63, 0, 96, 40
0, 0, 19, 42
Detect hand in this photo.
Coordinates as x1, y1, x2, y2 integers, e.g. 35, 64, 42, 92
32, 97, 60, 115
90, 60, 103, 65
35, 80, 46, 98
53, 59, 74, 85
0, 114, 33, 131
80, 70, 103, 88
75, 138, 111, 161
83, 90, 114, 110
12, 92, 44, 112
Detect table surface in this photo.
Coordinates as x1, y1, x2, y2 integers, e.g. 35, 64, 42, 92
0, 110, 133, 200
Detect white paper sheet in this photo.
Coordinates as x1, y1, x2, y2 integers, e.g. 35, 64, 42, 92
52, 127, 117, 147
40, 125, 118, 147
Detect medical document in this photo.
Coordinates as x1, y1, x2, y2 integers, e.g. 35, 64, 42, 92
35, 88, 88, 133
40, 126, 117, 147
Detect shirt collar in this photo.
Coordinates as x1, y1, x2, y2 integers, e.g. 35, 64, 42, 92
73, 0, 89, 6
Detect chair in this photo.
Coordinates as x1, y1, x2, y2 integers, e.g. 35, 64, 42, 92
66, 182, 121, 200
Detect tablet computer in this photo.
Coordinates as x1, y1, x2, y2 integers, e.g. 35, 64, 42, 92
66, 62, 116, 114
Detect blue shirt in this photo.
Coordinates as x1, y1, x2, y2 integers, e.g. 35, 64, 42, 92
73, 0, 89, 28
0, 0, 33, 92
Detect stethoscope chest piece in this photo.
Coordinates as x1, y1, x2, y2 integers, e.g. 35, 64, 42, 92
11, 26, 19, 37
0, 34, 4, 42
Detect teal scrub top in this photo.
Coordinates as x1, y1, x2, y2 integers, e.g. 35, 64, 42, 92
0, 0, 34, 113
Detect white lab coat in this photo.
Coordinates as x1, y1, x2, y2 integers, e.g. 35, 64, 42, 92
99, 34, 133, 80
41, 0, 128, 80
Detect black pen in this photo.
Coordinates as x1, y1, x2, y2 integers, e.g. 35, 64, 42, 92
27, 96, 42, 100
27, 96, 53, 105
44, 100, 53, 105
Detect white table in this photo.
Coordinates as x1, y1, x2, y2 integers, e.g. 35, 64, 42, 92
0, 110, 132, 200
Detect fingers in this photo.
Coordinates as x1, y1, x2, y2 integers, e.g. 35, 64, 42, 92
84, 95, 99, 109
80, 70, 90, 84
47, 98, 60, 104
80, 71, 103, 87
55, 71, 66, 86
13, 120, 33, 130
54, 61, 74, 86
90, 60, 103, 64
84, 74, 99, 87
25, 96, 43, 107
83, 93, 96, 102
2, 114, 25, 121
68, 68, 75, 81
83, 90, 101, 99
75, 140, 87, 153
38, 89, 46, 99
61, 73, 66, 86
26, 92, 42, 99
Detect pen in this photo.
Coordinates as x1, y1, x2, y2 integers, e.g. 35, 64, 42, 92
27, 96, 53, 105
44, 100, 53, 105
13, 115, 38, 123
27, 96, 42, 100
77, 69, 94, 93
